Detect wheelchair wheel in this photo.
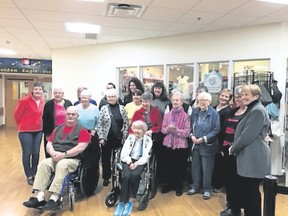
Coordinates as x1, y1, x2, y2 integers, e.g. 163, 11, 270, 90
138, 191, 150, 211
79, 164, 99, 197
149, 154, 158, 199
68, 192, 75, 211
105, 191, 118, 207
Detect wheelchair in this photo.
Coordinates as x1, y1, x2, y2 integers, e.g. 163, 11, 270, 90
104, 147, 158, 211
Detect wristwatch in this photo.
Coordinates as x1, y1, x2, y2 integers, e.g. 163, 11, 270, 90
64, 151, 68, 158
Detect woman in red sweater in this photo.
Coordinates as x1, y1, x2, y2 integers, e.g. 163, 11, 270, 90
14, 82, 45, 185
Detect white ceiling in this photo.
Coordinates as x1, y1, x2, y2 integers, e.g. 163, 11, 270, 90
0, 0, 288, 59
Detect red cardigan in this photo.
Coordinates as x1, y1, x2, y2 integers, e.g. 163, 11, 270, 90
14, 93, 44, 132
129, 106, 162, 134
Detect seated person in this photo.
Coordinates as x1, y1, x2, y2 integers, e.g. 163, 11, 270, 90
23, 106, 91, 211
114, 120, 153, 216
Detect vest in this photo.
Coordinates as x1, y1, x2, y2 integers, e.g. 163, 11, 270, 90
52, 123, 84, 159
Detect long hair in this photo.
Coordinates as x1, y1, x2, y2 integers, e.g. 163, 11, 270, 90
151, 81, 168, 100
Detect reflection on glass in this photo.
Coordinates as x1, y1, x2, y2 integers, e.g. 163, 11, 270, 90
233, 59, 270, 86
167, 64, 194, 102
13, 81, 30, 100
199, 62, 229, 105
118, 67, 138, 100
141, 65, 164, 91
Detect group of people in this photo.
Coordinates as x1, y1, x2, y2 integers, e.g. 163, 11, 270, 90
15, 78, 271, 216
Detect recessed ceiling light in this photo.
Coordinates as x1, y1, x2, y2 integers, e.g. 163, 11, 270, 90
0, 48, 17, 55
257, 0, 288, 5
65, 23, 101, 34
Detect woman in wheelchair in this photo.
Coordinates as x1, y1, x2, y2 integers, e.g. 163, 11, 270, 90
114, 120, 153, 216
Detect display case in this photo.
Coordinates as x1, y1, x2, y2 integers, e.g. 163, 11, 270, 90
198, 61, 229, 105
167, 63, 194, 101
118, 66, 139, 100
140, 65, 164, 91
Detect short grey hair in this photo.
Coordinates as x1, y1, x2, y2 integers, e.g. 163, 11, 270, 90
172, 91, 185, 102
140, 91, 153, 101
106, 88, 118, 97
131, 120, 148, 132
197, 92, 212, 101
80, 89, 92, 98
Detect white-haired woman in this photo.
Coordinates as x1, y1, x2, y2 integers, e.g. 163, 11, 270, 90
114, 120, 153, 216
97, 88, 129, 186
161, 91, 191, 196
187, 92, 220, 200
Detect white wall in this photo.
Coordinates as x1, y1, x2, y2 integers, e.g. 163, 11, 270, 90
53, 22, 288, 104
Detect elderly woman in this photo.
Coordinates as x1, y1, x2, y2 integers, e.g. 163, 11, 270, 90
124, 89, 143, 124
229, 84, 271, 216
14, 82, 45, 185
42, 88, 72, 158
161, 91, 191, 196
187, 92, 220, 200
97, 88, 129, 186
130, 91, 162, 139
75, 89, 100, 166
114, 120, 153, 216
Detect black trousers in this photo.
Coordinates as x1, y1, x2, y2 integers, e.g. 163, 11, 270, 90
163, 147, 188, 190
101, 134, 121, 180
120, 163, 145, 203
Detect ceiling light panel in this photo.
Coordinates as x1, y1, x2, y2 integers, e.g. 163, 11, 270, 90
65, 23, 101, 33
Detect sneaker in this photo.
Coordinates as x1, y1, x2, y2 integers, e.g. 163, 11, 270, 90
23, 197, 46, 209
103, 179, 110, 187
114, 202, 124, 216
213, 188, 222, 193
203, 191, 211, 200
42, 199, 61, 211
122, 201, 133, 216
220, 208, 241, 216
186, 188, 199, 195
27, 177, 34, 186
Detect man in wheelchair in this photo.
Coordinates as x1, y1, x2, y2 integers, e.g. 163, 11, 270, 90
114, 120, 153, 216
23, 106, 91, 211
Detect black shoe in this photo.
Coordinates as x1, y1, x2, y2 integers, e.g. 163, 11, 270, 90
176, 190, 182, 196
103, 179, 110, 187
220, 208, 241, 216
161, 185, 172, 194
42, 199, 61, 211
23, 197, 47, 209
27, 177, 34, 186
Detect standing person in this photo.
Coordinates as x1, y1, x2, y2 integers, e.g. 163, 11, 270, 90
212, 88, 232, 193
74, 86, 97, 106
97, 88, 129, 186
42, 88, 72, 158
125, 89, 143, 125
150, 82, 171, 183
75, 89, 100, 166
22, 106, 91, 211
123, 78, 144, 106
99, 82, 123, 110
219, 86, 246, 216
129, 91, 162, 138
161, 91, 190, 196
14, 82, 45, 185
187, 92, 220, 200
114, 120, 153, 216
190, 85, 209, 108
229, 84, 271, 216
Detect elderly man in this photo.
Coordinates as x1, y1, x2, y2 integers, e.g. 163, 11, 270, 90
23, 106, 91, 211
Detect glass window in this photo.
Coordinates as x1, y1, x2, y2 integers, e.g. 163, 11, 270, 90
199, 61, 229, 105
233, 59, 270, 86
118, 67, 138, 100
167, 64, 194, 102
141, 65, 164, 91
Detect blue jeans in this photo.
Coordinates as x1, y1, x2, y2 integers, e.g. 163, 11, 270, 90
18, 131, 43, 177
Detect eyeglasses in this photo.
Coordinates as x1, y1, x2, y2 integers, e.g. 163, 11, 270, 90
198, 99, 209, 102
66, 113, 77, 116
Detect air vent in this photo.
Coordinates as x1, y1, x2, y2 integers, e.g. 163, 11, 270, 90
106, 3, 145, 18
85, 33, 97, 40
